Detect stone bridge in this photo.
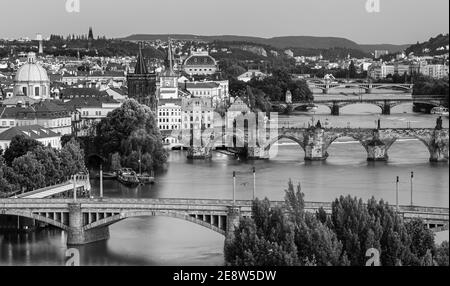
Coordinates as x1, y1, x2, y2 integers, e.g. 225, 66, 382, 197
252, 126, 449, 162
307, 82, 414, 94
0, 198, 447, 245
182, 126, 449, 162
273, 95, 444, 115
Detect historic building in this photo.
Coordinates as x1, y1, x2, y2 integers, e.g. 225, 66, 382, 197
0, 100, 72, 135
127, 44, 157, 113
0, 125, 62, 151
13, 52, 50, 99
182, 50, 218, 76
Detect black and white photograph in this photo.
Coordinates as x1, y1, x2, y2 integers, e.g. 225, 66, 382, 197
0, 0, 448, 274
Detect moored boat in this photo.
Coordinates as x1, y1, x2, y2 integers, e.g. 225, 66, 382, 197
117, 168, 140, 187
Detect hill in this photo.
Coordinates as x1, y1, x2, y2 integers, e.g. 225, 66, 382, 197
121, 34, 409, 54
405, 33, 449, 56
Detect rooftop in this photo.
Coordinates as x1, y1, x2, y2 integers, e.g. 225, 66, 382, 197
0, 125, 60, 141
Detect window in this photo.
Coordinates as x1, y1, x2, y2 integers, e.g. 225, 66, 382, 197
10, 121, 14, 126
22, 87, 27, 96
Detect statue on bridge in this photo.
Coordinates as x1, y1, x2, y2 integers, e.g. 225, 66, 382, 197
436, 116, 443, 130
316, 120, 322, 128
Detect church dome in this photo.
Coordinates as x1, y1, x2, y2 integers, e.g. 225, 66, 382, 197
13, 52, 50, 98
14, 52, 49, 83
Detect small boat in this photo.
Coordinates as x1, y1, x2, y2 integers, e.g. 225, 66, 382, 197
95, 171, 117, 180
137, 174, 155, 184
431, 106, 449, 117
117, 168, 140, 187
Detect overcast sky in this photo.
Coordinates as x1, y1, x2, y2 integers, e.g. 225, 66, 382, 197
0, 0, 448, 44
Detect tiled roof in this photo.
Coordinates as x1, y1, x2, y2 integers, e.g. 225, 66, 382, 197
2, 96, 38, 106
64, 96, 119, 108
0, 125, 60, 141
60, 88, 108, 99
180, 82, 220, 89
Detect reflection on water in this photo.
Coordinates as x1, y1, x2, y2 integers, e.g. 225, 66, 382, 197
0, 105, 448, 265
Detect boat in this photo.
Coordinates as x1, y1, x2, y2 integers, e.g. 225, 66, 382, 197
137, 174, 155, 184
95, 171, 117, 180
117, 168, 140, 187
138, 170, 155, 185
431, 106, 449, 117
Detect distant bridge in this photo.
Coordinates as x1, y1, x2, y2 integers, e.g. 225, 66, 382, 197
0, 198, 448, 245
307, 80, 413, 94
272, 94, 445, 115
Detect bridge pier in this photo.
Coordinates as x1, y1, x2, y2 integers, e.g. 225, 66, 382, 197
361, 131, 396, 161
304, 126, 331, 161
366, 88, 373, 94
187, 146, 212, 159
322, 88, 329, 94
382, 103, 391, 115
331, 104, 340, 116
246, 146, 270, 159
67, 203, 110, 245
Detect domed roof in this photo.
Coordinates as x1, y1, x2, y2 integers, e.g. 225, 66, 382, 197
14, 52, 49, 83
184, 52, 217, 66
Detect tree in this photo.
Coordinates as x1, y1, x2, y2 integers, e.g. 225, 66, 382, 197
434, 241, 449, 266
59, 138, 86, 180
405, 218, 436, 265
224, 198, 299, 266
12, 152, 46, 192
284, 180, 347, 266
33, 146, 63, 186
3, 135, 43, 166
96, 99, 168, 171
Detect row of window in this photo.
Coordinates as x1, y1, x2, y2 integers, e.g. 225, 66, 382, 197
159, 125, 180, 130
159, 118, 181, 123
82, 111, 102, 116
187, 68, 213, 72
159, 111, 181, 116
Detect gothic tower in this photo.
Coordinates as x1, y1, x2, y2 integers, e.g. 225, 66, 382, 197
127, 43, 158, 113
88, 27, 94, 50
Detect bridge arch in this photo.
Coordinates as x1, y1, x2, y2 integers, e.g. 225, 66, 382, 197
263, 134, 305, 152
0, 210, 69, 231
82, 210, 226, 236
339, 102, 384, 114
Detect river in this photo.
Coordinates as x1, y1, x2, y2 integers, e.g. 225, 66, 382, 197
0, 103, 448, 265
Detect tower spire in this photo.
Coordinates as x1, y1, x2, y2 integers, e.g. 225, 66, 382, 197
135, 42, 148, 74
168, 37, 173, 73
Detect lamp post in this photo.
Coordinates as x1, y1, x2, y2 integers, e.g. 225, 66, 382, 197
410, 172, 414, 206
396, 176, 399, 212
99, 164, 103, 199
252, 167, 256, 200
232, 171, 236, 205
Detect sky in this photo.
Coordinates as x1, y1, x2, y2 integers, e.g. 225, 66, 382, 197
0, 0, 448, 44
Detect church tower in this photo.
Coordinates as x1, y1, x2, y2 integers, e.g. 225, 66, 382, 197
127, 43, 158, 113
88, 27, 94, 50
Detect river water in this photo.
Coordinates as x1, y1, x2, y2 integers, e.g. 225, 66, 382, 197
0, 103, 448, 265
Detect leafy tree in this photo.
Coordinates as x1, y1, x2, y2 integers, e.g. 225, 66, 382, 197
12, 152, 46, 192
96, 99, 168, 171
33, 146, 63, 186
405, 218, 436, 265
434, 241, 449, 266
3, 135, 43, 166
224, 198, 299, 266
